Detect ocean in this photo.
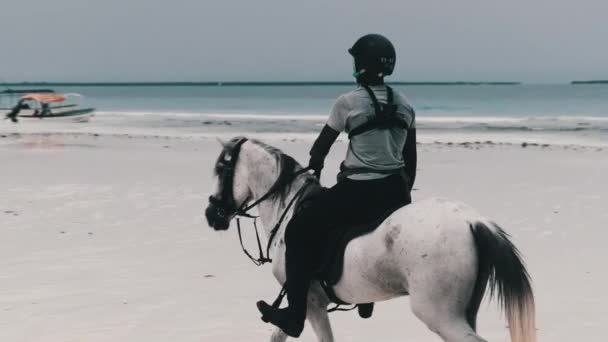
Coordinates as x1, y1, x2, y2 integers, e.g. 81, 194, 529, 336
2, 84, 608, 146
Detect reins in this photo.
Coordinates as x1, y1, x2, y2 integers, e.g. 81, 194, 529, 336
234, 166, 314, 266
235, 166, 312, 215
236, 218, 269, 266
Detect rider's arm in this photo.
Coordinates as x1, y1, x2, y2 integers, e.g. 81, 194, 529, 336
308, 95, 347, 175
309, 124, 339, 174
402, 104, 417, 190
403, 128, 417, 190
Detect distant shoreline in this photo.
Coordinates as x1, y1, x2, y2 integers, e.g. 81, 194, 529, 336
571, 80, 608, 85
1, 81, 522, 87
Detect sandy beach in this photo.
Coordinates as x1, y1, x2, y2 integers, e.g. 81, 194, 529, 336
0, 131, 606, 342
3, 0, 608, 339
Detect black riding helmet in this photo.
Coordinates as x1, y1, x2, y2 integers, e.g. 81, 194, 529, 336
349, 34, 396, 78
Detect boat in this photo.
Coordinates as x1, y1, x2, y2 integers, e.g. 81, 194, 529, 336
1, 89, 95, 122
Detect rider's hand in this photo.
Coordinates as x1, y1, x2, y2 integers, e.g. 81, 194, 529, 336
308, 155, 324, 178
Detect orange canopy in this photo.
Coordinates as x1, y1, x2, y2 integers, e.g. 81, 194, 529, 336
20, 93, 66, 103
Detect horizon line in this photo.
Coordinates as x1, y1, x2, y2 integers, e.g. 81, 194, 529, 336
1, 81, 526, 87
3, 80, 607, 86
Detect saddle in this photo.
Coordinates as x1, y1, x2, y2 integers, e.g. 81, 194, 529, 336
294, 186, 403, 319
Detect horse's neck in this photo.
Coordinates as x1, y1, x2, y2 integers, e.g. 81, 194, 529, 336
257, 179, 307, 238
242, 145, 306, 239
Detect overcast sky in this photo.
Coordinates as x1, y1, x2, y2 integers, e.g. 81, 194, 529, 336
0, 0, 606, 83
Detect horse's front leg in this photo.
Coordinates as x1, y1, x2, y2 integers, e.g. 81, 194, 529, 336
267, 282, 334, 342
306, 282, 335, 342
270, 328, 287, 342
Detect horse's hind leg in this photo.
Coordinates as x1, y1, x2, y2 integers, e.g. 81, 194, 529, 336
430, 319, 486, 342
410, 291, 487, 342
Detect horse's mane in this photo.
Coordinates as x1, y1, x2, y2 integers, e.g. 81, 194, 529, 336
220, 137, 319, 204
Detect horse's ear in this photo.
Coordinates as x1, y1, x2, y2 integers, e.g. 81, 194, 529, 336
216, 138, 228, 148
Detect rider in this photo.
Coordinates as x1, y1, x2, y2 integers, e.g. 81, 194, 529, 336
40, 102, 51, 117
257, 33, 417, 337
5, 99, 27, 123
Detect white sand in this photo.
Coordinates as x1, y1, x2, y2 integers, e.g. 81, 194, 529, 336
1, 133, 607, 341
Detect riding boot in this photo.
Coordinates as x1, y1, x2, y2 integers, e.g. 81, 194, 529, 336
284, 243, 313, 323
256, 272, 308, 337
256, 244, 312, 337
256, 301, 304, 338
6, 114, 18, 123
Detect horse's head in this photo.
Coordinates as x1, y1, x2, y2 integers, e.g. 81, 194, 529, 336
205, 136, 312, 231
205, 137, 253, 231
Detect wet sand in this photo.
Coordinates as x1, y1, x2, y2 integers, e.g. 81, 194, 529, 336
1, 133, 607, 341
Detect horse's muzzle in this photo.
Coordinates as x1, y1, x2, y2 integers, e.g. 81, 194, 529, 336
205, 203, 230, 231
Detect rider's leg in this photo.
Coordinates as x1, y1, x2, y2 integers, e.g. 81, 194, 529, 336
258, 180, 360, 336
280, 175, 408, 311
339, 173, 411, 224
259, 174, 411, 336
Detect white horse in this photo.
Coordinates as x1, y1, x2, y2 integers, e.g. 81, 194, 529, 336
205, 137, 536, 342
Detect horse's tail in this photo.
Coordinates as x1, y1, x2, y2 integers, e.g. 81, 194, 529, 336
468, 222, 536, 342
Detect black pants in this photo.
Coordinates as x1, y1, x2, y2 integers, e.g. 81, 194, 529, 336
284, 173, 411, 321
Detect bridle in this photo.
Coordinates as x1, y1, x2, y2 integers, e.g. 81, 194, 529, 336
208, 138, 359, 313
208, 137, 313, 265
208, 138, 253, 220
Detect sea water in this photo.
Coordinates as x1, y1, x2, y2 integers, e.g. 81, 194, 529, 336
3, 84, 608, 146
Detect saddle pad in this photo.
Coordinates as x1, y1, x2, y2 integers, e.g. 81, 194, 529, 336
316, 205, 400, 286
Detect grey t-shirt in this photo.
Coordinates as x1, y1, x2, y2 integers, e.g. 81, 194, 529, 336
327, 85, 415, 180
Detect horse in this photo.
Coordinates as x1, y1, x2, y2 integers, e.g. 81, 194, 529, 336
205, 137, 536, 342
